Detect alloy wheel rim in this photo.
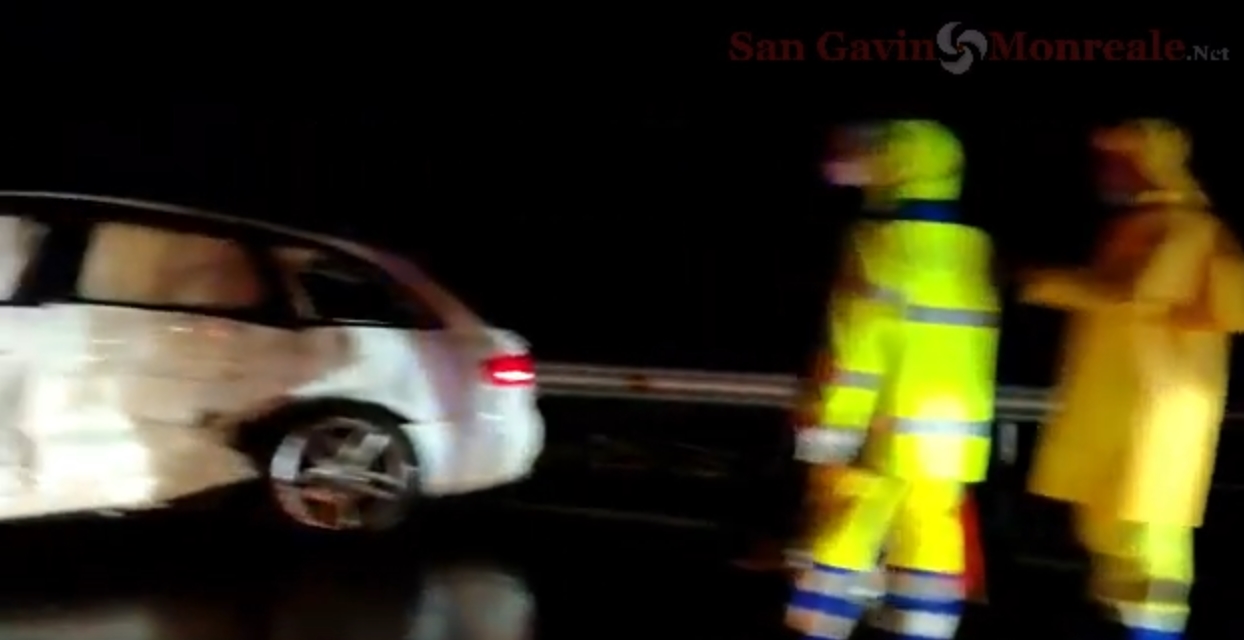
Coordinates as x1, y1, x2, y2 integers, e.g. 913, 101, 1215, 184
269, 417, 415, 530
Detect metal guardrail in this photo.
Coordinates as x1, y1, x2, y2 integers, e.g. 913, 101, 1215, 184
537, 363, 1052, 421
521, 361, 1244, 545
524, 363, 1244, 542
537, 362, 1244, 424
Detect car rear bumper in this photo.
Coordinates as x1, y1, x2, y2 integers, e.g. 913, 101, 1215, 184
493, 407, 545, 484
413, 408, 545, 497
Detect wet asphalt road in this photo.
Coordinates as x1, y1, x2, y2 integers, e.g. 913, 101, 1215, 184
0, 499, 752, 640
0, 495, 1243, 640
3, 396, 1244, 639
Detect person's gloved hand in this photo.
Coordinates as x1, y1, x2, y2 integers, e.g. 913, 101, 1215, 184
794, 427, 865, 465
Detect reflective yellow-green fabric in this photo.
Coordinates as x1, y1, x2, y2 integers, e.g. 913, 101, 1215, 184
818, 221, 897, 432
802, 120, 987, 610
809, 470, 965, 575
799, 219, 895, 563
865, 220, 999, 482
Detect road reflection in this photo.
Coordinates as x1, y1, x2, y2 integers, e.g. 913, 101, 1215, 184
0, 562, 535, 640
408, 566, 535, 640
0, 602, 158, 640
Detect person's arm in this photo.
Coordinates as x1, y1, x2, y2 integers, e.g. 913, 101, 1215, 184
1021, 213, 1213, 316
1019, 267, 1127, 311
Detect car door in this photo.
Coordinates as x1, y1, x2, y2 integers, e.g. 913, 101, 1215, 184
263, 243, 455, 423
0, 214, 47, 490
265, 242, 529, 490
27, 216, 292, 494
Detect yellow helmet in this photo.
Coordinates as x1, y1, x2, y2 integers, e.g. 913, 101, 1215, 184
882, 120, 964, 202
825, 120, 964, 205
1091, 119, 1206, 204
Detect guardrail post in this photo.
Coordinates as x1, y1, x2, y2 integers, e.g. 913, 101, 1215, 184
997, 421, 1018, 466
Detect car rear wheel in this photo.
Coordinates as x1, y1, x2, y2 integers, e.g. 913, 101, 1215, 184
266, 408, 419, 532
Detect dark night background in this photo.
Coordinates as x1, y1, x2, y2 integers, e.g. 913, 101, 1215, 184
0, 13, 1237, 390
0, 14, 1235, 639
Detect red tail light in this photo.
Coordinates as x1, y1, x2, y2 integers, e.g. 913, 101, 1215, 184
482, 354, 536, 387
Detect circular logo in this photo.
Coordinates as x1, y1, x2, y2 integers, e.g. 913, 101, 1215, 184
937, 22, 989, 75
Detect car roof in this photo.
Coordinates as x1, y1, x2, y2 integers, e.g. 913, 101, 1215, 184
0, 191, 484, 328
0, 191, 372, 254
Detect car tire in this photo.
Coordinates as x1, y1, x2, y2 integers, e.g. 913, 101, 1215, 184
239, 399, 421, 533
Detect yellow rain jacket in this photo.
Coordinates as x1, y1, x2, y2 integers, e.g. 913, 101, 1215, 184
819, 219, 891, 435
1024, 122, 1244, 526
797, 220, 889, 530
864, 217, 998, 482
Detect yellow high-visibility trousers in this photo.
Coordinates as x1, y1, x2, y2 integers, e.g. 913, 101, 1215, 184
787, 468, 966, 640
1077, 509, 1194, 636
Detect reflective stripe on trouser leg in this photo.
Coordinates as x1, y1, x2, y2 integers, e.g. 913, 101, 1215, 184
787, 565, 870, 639
873, 569, 964, 640
1117, 602, 1189, 640
1100, 576, 1190, 640
792, 474, 906, 638
1083, 519, 1193, 640
872, 480, 966, 639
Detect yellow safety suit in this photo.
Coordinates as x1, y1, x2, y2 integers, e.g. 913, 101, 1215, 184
785, 219, 888, 580
1023, 120, 1244, 640
789, 121, 999, 640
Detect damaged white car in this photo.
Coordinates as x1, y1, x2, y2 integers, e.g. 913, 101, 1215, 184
0, 192, 544, 531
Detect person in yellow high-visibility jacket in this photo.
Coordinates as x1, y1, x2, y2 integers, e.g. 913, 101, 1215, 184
782, 125, 914, 589
1021, 119, 1244, 640
788, 120, 999, 640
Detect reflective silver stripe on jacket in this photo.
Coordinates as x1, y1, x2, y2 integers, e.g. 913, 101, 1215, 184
904, 305, 999, 327
892, 419, 992, 437
816, 427, 869, 440
866, 285, 904, 304
860, 283, 996, 329
795, 428, 866, 464
833, 370, 882, 389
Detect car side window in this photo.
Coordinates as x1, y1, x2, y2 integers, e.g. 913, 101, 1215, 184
0, 215, 46, 302
272, 246, 440, 328
77, 222, 268, 311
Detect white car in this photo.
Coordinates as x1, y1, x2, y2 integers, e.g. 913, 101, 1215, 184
0, 191, 544, 531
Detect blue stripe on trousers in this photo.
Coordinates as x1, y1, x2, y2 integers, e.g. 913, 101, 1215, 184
1126, 628, 1182, 640
790, 565, 865, 639
875, 569, 963, 640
